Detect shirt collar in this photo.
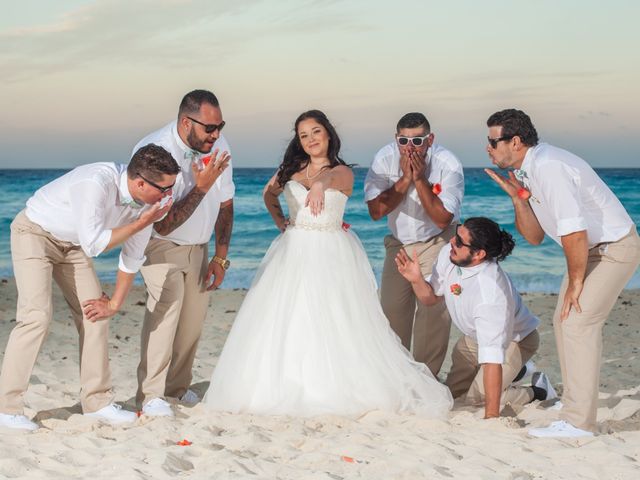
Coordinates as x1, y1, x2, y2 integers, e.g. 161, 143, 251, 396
118, 171, 144, 209
456, 259, 492, 280
520, 143, 541, 174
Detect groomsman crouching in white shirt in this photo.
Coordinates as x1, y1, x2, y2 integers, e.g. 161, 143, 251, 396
396, 217, 556, 419
0, 145, 179, 431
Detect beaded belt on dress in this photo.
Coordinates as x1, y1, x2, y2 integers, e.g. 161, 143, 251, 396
288, 219, 342, 231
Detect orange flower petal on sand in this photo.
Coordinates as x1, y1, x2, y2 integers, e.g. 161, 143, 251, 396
176, 439, 192, 446
341, 456, 355, 463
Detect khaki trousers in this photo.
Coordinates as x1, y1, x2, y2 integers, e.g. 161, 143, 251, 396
554, 226, 640, 432
0, 210, 113, 414
380, 224, 455, 376
136, 238, 209, 406
445, 330, 539, 407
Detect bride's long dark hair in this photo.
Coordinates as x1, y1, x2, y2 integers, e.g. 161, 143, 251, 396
276, 110, 348, 188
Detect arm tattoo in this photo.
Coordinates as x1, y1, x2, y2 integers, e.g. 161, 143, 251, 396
154, 187, 206, 235
215, 202, 234, 246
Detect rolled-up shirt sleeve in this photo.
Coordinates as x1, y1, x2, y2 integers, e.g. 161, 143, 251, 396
437, 163, 464, 216
474, 302, 512, 364
69, 179, 112, 258
364, 151, 392, 202
119, 224, 153, 273
538, 162, 587, 237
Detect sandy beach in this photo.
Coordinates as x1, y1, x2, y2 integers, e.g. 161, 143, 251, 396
0, 278, 638, 479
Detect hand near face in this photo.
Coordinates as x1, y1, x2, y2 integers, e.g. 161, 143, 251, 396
399, 151, 413, 181
409, 150, 427, 182
140, 198, 174, 226
395, 248, 422, 283
484, 168, 524, 200
305, 182, 325, 216
193, 148, 231, 193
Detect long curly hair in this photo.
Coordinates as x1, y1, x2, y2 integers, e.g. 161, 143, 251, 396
276, 110, 347, 187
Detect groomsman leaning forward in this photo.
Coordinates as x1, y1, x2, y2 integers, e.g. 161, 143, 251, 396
364, 112, 464, 376
485, 108, 640, 438
0, 145, 179, 431
132, 89, 234, 417
396, 217, 555, 419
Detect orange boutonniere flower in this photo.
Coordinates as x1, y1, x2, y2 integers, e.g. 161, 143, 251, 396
432, 183, 442, 195
450, 283, 462, 296
201, 155, 212, 166
517, 187, 531, 200
342, 221, 351, 231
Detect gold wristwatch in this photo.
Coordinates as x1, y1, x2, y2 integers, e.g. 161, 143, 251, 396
213, 256, 231, 270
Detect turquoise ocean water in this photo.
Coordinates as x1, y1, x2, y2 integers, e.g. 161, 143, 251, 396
1, 168, 638, 293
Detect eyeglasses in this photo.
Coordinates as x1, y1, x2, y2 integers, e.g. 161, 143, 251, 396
137, 172, 174, 194
487, 135, 513, 149
454, 224, 475, 250
187, 116, 226, 134
397, 134, 430, 147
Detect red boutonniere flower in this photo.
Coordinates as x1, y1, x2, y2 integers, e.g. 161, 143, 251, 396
432, 183, 442, 195
517, 187, 531, 200
450, 283, 462, 296
342, 221, 351, 231
201, 155, 212, 166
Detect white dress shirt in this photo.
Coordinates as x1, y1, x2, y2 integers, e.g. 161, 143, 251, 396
25, 163, 153, 273
519, 143, 633, 248
428, 244, 539, 364
132, 121, 235, 245
364, 142, 464, 244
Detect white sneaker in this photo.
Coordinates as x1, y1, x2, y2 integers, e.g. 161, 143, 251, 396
179, 389, 200, 405
84, 403, 137, 424
142, 398, 174, 417
531, 372, 558, 400
528, 420, 594, 438
512, 360, 536, 385
0, 413, 38, 431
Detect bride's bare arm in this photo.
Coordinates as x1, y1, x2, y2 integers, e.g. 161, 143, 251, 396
263, 173, 287, 232
306, 166, 354, 216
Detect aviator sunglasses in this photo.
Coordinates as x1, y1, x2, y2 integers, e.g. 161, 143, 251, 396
187, 116, 226, 134
397, 134, 430, 147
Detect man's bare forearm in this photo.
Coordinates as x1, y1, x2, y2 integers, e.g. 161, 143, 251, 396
367, 177, 411, 220
513, 199, 545, 245
214, 201, 234, 257
414, 179, 453, 229
154, 187, 206, 235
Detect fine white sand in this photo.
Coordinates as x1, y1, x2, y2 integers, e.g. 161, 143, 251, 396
0, 278, 638, 479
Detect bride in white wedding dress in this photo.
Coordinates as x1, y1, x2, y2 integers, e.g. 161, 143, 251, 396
204, 110, 452, 417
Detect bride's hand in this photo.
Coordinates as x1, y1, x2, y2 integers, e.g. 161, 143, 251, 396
395, 248, 422, 283
305, 183, 325, 216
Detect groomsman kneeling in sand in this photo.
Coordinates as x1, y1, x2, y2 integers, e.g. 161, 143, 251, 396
0, 145, 180, 431
485, 108, 640, 438
396, 217, 556, 420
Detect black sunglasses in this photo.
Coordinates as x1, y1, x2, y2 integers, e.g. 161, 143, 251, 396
487, 135, 514, 149
137, 172, 174, 194
187, 116, 226, 134
454, 224, 476, 250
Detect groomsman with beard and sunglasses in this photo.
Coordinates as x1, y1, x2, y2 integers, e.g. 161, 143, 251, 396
364, 112, 464, 377
131, 89, 234, 418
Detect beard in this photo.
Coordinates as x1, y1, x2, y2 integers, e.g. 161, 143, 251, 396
186, 128, 211, 153
450, 252, 474, 267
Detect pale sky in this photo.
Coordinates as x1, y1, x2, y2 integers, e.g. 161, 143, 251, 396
1, 0, 638, 169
